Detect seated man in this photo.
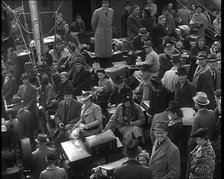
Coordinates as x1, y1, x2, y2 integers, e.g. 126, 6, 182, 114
53, 86, 82, 145
132, 27, 151, 56
104, 93, 146, 146
70, 56, 92, 96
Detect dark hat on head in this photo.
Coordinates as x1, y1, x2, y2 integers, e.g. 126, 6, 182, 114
96, 68, 105, 74
121, 92, 132, 103
207, 53, 217, 62
62, 86, 74, 96
154, 121, 168, 131
166, 100, 180, 111
193, 91, 210, 106
175, 66, 188, 76
138, 27, 149, 36
151, 77, 162, 88
73, 56, 85, 65
214, 89, 221, 99
80, 90, 93, 102
124, 1, 132, 6
141, 64, 153, 73
143, 40, 152, 48
190, 128, 208, 138
35, 133, 49, 143
171, 54, 181, 64
21, 73, 29, 80
162, 6, 169, 11
46, 152, 58, 161
114, 75, 124, 84
124, 139, 142, 157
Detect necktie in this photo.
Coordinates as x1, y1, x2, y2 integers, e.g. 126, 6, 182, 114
105, 10, 108, 17
155, 141, 160, 151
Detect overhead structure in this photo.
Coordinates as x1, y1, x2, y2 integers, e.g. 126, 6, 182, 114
28, 0, 43, 65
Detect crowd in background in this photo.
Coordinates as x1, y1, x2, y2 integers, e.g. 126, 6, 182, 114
1, 0, 221, 178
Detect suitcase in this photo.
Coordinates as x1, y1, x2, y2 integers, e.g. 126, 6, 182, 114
85, 130, 118, 156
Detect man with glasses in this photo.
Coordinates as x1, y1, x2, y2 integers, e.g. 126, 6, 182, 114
148, 121, 181, 179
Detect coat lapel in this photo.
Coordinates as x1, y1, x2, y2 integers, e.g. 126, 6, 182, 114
148, 138, 169, 166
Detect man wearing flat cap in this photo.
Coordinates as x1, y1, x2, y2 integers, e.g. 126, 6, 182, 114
189, 128, 215, 179
188, 92, 217, 153
104, 93, 146, 146
113, 139, 152, 179
148, 121, 181, 179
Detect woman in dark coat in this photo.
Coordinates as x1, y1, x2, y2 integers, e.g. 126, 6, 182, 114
56, 71, 74, 102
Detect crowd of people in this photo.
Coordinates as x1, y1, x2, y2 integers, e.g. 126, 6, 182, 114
1, 0, 221, 178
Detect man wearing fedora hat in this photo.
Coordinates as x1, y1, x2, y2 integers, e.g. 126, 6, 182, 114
133, 64, 154, 105
113, 139, 152, 179
188, 92, 217, 153
157, 42, 176, 80
14, 73, 36, 113
148, 121, 181, 179
162, 54, 182, 92
72, 90, 102, 137
174, 66, 196, 108
53, 86, 82, 143
189, 128, 215, 179
121, 1, 132, 38
31, 133, 55, 179
132, 27, 150, 53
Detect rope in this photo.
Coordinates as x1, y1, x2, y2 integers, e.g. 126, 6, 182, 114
53, 0, 64, 50
176, 0, 218, 36
12, 5, 34, 64
21, 0, 35, 61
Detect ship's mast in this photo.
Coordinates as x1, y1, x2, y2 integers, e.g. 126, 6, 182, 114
28, 0, 43, 65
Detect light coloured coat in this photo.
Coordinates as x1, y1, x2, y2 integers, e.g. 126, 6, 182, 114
91, 7, 113, 58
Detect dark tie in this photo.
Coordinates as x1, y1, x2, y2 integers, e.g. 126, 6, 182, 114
212, 71, 216, 85
155, 141, 161, 151
105, 10, 108, 17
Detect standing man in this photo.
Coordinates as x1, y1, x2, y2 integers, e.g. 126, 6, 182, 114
91, 0, 114, 68
148, 121, 181, 179
127, 5, 142, 41
113, 139, 152, 179
121, 1, 132, 38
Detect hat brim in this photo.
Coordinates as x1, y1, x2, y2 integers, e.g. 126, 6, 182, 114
35, 138, 49, 143
193, 96, 210, 106
175, 72, 187, 76
166, 106, 180, 111
139, 32, 149, 36
80, 94, 92, 102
